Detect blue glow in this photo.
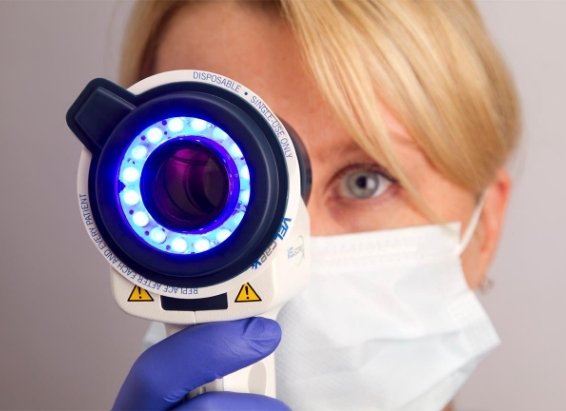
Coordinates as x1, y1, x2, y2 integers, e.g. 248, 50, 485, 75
147, 127, 163, 143
150, 227, 167, 244
194, 239, 211, 252
224, 212, 244, 232
171, 238, 188, 253
229, 144, 243, 158
240, 165, 250, 180
131, 145, 148, 160
133, 211, 149, 227
191, 119, 207, 131
241, 189, 250, 204
216, 229, 231, 242
233, 211, 245, 226
167, 118, 184, 132
239, 176, 250, 191
212, 127, 228, 140
123, 167, 139, 182
123, 190, 140, 206
118, 116, 252, 255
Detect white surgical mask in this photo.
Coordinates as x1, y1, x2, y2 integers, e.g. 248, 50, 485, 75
276, 203, 500, 411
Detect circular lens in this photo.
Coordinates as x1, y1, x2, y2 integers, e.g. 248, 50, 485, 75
141, 139, 230, 232
117, 116, 250, 255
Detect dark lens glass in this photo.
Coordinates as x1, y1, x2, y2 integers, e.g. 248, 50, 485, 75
141, 139, 229, 232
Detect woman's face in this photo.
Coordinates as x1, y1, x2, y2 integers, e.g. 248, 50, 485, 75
154, 2, 510, 289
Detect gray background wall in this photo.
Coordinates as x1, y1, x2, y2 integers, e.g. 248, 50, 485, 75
0, 1, 564, 410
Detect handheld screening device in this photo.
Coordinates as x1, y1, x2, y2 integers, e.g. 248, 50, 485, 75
66, 70, 311, 397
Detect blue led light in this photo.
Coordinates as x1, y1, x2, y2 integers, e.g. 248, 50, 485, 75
240, 165, 250, 180
150, 227, 167, 244
118, 116, 251, 255
216, 229, 231, 242
131, 145, 148, 160
212, 127, 228, 141
147, 127, 163, 143
133, 211, 149, 227
190, 119, 207, 131
123, 190, 140, 206
229, 143, 243, 158
171, 238, 188, 253
241, 189, 251, 204
194, 238, 211, 252
123, 167, 139, 182
167, 117, 184, 132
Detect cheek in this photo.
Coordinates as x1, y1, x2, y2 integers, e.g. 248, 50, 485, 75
306, 186, 428, 236
307, 199, 353, 236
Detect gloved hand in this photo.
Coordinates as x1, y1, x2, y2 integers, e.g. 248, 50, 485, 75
112, 317, 289, 411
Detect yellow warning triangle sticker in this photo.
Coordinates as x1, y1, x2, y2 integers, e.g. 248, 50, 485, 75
128, 286, 154, 302
235, 283, 262, 303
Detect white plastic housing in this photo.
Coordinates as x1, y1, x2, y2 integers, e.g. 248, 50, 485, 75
77, 69, 309, 317
75, 71, 311, 397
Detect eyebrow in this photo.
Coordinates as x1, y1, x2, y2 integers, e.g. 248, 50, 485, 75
311, 135, 415, 162
309, 131, 421, 176
308, 138, 361, 161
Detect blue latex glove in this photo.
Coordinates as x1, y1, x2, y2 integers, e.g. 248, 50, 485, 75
112, 317, 289, 411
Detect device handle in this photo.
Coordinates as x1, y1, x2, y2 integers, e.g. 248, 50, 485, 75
164, 307, 281, 400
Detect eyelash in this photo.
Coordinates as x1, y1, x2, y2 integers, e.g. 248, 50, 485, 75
332, 162, 398, 201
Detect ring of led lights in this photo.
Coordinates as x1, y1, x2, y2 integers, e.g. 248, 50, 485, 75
88, 86, 289, 287
118, 116, 251, 255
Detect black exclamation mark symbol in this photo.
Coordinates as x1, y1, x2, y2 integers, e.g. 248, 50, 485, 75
137, 287, 142, 300
245, 285, 250, 300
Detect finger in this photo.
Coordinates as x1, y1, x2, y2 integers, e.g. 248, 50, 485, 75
177, 392, 291, 411
112, 317, 281, 411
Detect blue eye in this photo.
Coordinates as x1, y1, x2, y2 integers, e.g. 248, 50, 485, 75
339, 167, 393, 199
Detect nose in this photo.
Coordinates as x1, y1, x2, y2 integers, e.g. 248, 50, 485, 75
307, 200, 322, 236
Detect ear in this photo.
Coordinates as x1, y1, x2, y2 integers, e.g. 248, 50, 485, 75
471, 168, 512, 289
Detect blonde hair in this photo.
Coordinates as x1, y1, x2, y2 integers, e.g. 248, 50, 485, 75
120, 0, 520, 211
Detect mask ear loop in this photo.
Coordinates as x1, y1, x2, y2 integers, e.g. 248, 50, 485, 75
455, 194, 486, 256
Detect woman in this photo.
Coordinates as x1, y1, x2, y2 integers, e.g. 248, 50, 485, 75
113, 1, 520, 410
